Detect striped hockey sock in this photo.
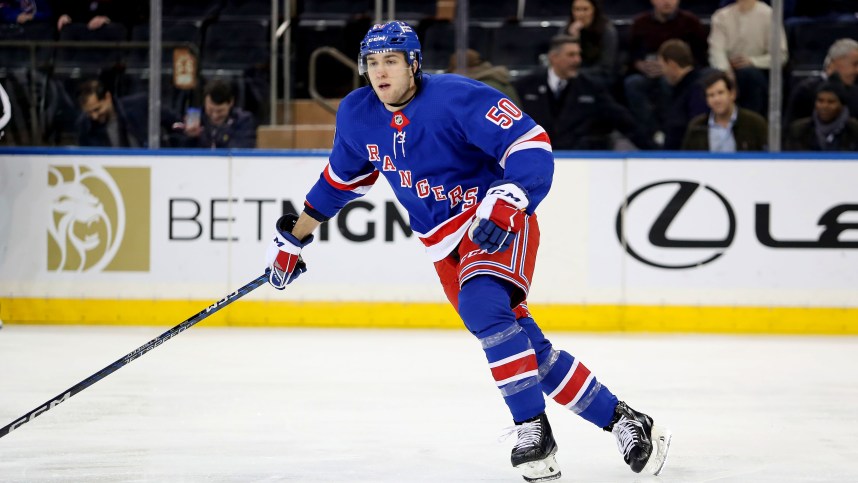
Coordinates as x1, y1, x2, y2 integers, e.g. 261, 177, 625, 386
480, 323, 546, 422
538, 348, 618, 428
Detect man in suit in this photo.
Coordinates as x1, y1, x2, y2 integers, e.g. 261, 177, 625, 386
513, 35, 652, 150
682, 70, 768, 151
76, 79, 180, 148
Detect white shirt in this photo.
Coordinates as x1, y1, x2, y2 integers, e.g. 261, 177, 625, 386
708, 1, 788, 71
547, 68, 567, 97
707, 106, 739, 152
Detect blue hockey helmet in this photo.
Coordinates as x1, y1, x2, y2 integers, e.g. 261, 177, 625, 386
358, 21, 422, 76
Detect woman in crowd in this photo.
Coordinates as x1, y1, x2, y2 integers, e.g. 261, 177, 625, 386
560, 0, 618, 86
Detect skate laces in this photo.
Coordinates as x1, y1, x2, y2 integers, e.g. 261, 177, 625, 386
612, 417, 643, 457
499, 420, 543, 451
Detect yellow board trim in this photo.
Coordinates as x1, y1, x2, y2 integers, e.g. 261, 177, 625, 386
2, 298, 857, 334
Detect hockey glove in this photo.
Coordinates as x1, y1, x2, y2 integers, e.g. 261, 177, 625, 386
468, 181, 530, 253
265, 213, 313, 290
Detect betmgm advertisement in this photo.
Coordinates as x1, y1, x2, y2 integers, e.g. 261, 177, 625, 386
0, 153, 856, 332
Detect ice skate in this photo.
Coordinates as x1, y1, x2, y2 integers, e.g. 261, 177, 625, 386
508, 412, 561, 482
603, 401, 672, 476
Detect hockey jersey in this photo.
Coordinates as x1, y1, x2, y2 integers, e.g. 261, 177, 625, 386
304, 73, 554, 262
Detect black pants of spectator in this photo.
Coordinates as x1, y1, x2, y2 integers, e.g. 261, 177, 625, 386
735, 67, 769, 117
623, 73, 671, 145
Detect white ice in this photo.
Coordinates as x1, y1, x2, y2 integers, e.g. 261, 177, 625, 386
1, 325, 857, 482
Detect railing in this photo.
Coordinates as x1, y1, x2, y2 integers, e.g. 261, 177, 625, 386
308, 46, 360, 116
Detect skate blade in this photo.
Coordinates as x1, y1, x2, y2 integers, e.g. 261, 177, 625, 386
643, 424, 672, 476
516, 453, 561, 482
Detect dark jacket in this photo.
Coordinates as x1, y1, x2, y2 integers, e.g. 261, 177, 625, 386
682, 107, 769, 151
197, 107, 257, 149
628, 9, 708, 71
785, 116, 858, 151
664, 68, 708, 150
77, 93, 180, 148
785, 73, 858, 126
513, 69, 653, 150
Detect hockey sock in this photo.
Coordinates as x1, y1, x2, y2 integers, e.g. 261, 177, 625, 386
458, 276, 546, 422
515, 313, 618, 428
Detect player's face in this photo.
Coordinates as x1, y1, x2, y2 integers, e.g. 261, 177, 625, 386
366, 52, 417, 109
81, 93, 114, 124
831, 49, 858, 85
815, 91, 843, 123
705, 79, 736, 117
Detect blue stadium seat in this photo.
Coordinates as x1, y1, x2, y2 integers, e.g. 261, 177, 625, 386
163, 0, 225, 21
0, 22, 54, 69
127, 20, 203, 68
420, 21, 494, 72
488, 24, 556, 72
299, 0, 374, 21
469, 0, 519, 22
219, 0, 272, 20
789, 19, 858, 70
55, 22, 128, 69
201, 18, 271, 70
523, 0, 569, 21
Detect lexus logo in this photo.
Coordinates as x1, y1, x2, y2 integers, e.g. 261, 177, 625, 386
616, 180, 736, 269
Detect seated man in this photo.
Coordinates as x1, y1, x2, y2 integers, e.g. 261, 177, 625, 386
786, 81, 858, 151
658, 39, 708, 150
786, 38, 858, 126
514, 35, 653, 150
76, 79, 180, 148
183, 79, 257, 149
708, 0, 788, 116
682, 70, 768, 151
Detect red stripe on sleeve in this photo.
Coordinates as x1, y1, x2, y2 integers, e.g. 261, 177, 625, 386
322, 166, 380, 191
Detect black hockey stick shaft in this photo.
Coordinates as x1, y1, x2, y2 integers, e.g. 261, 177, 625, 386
0, 273, 269, 439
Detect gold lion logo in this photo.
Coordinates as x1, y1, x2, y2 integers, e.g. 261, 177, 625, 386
47, 164, 125, 272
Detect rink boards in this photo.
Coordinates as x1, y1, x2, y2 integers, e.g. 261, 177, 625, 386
0, 150, 856, 333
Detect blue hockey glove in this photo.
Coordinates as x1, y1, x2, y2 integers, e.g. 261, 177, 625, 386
468, 181, 530, 253
265, 213, 313, 289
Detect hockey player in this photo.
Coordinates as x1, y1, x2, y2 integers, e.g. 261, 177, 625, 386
265, 21, 671, 481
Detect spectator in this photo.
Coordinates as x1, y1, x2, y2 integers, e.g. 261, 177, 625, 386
446, 49, 521, 105
53, 0, 143, 32
560, 0, 619, 86
658, 39, 708, 150
786, 81, 858, 151
76, 79, 180, 148
183, 79, 257, 149
785, 38, 858, 126
1, 0, 51, 24
682, 70, 768, 151
514, 35, 653, 150
624, 0, 708, 145
708, 0, 788, 116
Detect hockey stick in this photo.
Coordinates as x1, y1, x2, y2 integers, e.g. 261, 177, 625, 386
0, 273, 269, 439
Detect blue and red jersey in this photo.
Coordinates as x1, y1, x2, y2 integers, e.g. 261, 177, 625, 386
304, 73, 555, 261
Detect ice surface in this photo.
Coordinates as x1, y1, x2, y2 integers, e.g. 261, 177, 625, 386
1, 325, 857, 482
